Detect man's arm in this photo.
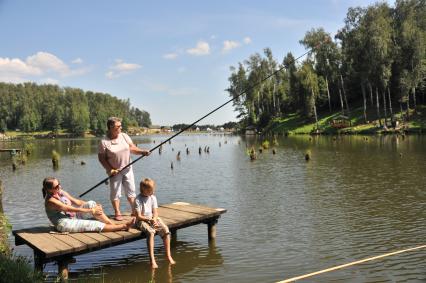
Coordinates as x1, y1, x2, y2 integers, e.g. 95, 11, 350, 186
129, 144, 150, 156
98, 152, 110, 171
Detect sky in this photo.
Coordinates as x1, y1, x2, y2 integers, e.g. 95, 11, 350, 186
0, 0, 391, 126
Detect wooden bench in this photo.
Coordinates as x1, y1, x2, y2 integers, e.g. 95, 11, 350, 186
13, 202, 226, 279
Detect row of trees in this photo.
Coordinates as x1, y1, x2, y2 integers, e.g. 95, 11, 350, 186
227, 0, 425, 129
171, 121, 238, 131
0, 82, 151, 135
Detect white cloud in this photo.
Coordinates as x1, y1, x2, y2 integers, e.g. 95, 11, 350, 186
222, 40, 241, 53
243, 37, 252, 44
106, 59, 141, 79
186, 41, 210, 56
111, 59, 141, 71
0, 52, 88, 83
72, 58, 83, 64
26, 52, 70, 75
163, 53, 178, 60
0, 57, 42, 77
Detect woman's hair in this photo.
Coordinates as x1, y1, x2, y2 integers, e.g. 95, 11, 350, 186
42, 177, 56, 198
140, 178, 155, 193
107, 117, 122, 130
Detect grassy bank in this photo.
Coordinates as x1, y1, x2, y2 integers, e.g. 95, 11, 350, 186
265, 105, 426, 135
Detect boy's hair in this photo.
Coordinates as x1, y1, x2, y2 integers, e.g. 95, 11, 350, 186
140, 178, 155, 193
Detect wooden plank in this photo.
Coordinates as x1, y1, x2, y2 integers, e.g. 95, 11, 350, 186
115, 229, 142, 240
15, 232, 62, 257
159, 207, 207, 223
99, 232, 124, 243
82, 232, 112, 246
158, 216, 180, 226
68, 233, 99, 249
49, 234, 87, 253
15, 232, 74, 258
158, 208, 216, 230
0, 148, 21, 152
162, 203, 226, 215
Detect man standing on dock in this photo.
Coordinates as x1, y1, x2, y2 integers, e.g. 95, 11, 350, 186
98, 117, 150, 220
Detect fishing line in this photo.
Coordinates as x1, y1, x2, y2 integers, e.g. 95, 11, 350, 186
277, 244, 426, 283
79, 46, 315, 197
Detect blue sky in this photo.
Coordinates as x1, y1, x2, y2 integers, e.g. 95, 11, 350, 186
0, 0, 390, 125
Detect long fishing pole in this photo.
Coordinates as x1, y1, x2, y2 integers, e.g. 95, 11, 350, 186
79, 46, 315, 198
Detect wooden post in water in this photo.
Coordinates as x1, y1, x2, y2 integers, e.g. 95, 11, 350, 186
58, 259, 69, 281
171, 229, 177, 243
58, 256, 74, 281
33, 252, 44, 272
207, 218, 218, 240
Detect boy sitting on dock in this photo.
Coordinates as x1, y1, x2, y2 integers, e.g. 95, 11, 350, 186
135, 178, 176, 268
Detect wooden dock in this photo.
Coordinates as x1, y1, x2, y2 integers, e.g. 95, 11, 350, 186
0, 148, 21, 154
13, 202, 226, 279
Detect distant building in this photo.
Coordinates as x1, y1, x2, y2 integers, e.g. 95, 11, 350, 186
161, 126, 172, 132
149, 125, 162, 133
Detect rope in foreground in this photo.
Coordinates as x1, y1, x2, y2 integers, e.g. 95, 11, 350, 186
278, 244, 426, 283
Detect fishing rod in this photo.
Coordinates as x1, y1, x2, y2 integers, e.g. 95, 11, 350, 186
79, 46, 316, 198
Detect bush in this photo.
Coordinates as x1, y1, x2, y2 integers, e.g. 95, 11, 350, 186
0, 254, 44, 283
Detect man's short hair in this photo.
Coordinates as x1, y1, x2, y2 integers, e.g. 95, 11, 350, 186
107, 117, 121, 129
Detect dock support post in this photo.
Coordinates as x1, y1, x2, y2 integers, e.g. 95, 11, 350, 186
34, 252, 44, 272
171, 229, 177, 243
58, 256, 74, 282
58, 259, 68, 281
207, 218, 218, 240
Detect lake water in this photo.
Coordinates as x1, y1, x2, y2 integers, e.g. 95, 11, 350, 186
1, 134, 425, 282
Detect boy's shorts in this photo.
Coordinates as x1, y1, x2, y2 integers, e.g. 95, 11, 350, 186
137, 217, 170, 238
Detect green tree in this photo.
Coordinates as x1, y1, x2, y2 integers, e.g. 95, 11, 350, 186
395, 0, 426, 116
65, 88, 90, 135
298, 60, 320, 129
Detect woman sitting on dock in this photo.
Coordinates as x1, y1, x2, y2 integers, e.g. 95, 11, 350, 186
43, 177, 134, 232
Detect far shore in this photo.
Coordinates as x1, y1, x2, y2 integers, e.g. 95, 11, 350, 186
265, 105, 425, 136
0, 128, 236, 141
1, 106, 425, 141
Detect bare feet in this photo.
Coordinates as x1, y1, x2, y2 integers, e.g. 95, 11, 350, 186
151, 261, 158, 269
168, 257, 176, 265
124, 217, 136, 230
114, 215, 124, 221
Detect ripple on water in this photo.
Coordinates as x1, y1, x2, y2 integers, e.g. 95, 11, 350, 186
2, 135, 426, 282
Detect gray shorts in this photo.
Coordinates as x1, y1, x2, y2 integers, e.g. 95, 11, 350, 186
137, 217, 170, 238
109, 167, 136, 201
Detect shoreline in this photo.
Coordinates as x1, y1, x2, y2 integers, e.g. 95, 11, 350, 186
264, 106, 425, 136
0, 129, 236, 141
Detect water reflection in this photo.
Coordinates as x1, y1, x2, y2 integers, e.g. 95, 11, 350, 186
54, 240, 223, 283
